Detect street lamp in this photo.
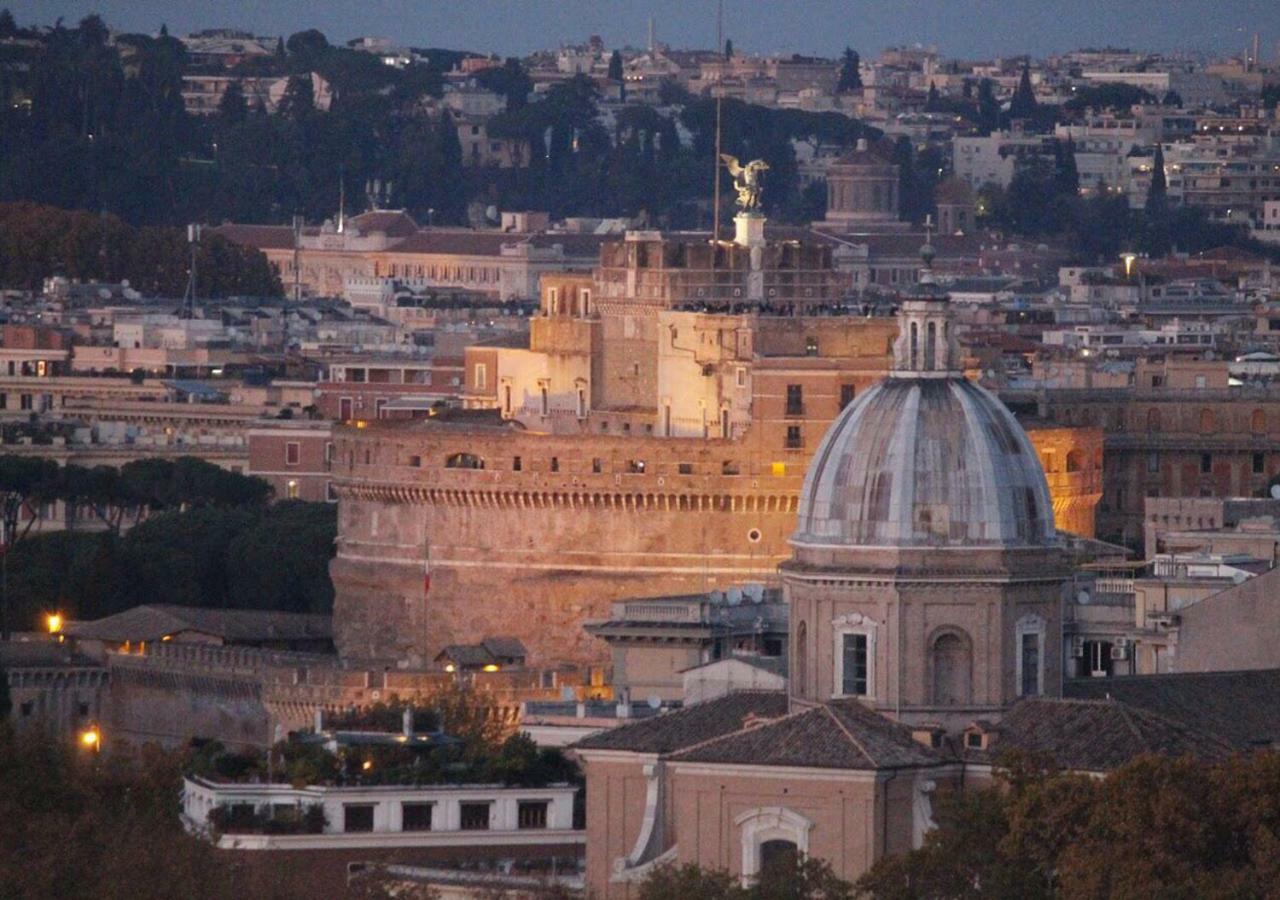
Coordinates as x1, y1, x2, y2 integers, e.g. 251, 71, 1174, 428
46, 612, 63, 635
80, 726, 100, 753
1120, 252, 1137, 279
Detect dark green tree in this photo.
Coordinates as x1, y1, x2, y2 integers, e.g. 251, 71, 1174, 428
278, 74, 315, 119
925, 81, 941, 111
285, 29, 328, 59
217, 80, 246, 124
607, 49, 623, 82
1146, 142, 1168, 214
836, 47, 861, 92
1009, 60, 1037, 120
724, 38, 733, 59
977, 78, 1000, 133
1054, 137, 1080, 197
0, 9, 16, 39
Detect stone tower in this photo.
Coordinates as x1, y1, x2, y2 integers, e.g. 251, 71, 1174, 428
822, 138, 904, 231
782, 251, 1067, 729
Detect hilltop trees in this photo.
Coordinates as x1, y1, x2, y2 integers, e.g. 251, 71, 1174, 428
0, 203, 282, 296
837, 47, 862, 91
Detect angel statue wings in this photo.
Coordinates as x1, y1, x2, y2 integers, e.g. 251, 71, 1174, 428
720, 154, 770, 211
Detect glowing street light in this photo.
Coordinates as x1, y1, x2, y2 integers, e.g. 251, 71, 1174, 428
80, 726, 101, 753
1120, 252, 1138, 279
46, 613, 63, 635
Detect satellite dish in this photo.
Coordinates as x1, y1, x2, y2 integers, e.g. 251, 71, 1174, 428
647, 695, 661, 710
1076, 589, 1091, 605
485, 204, 499, 223
1270, 484, 1280, 500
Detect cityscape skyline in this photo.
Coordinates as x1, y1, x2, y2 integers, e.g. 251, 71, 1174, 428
9, 0, 1280, 60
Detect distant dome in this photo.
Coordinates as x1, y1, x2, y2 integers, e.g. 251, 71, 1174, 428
794, 377, 1056, 549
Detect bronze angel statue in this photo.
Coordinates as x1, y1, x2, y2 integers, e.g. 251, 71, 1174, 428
720, 154, 770, 211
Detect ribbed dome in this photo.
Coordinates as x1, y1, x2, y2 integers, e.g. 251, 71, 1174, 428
794, 377, 1056, 549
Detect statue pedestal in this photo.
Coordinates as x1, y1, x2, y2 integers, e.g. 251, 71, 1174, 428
734, 212, 766, 249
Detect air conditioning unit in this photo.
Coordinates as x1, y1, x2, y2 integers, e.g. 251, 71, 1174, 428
1110, 644, 1130, 661
1070, 636, 1085, 658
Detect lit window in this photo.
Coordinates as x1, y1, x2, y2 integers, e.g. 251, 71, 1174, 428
286, 479, 300, 499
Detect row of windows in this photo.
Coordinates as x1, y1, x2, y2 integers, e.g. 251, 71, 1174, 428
340, 799, 548, 833
384, 263, 502, 283
1144, 451, 1269, 475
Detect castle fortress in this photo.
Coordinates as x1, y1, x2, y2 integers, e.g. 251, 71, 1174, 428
330, 217, 1102, 668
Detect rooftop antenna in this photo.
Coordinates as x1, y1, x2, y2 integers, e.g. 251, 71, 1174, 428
337, 170, 346, 234
182, 224, 200, 319
648, 15, 654, 54
291, 215, 303, 304
711, 0, 724, 246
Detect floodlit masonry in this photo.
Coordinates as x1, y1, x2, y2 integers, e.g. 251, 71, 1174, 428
330, 219, 1103, 668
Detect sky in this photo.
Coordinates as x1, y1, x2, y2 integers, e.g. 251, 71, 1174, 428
8, 0, 1280, 61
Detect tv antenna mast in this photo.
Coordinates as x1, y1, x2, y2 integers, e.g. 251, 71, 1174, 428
181, 223, 200, 319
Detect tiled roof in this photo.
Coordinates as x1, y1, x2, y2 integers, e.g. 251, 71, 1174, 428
572, 690, 789, 754
671, 699, 945, 770
64, 605, 332, 644
1065, 669, 1280, 750
481, 636, 528, 659
348, 210, 419, 237
974, 697, 1236, 771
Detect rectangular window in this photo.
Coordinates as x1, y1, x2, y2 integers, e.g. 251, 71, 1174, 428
1147, 451, 1159, 474
540, 386, 549, 416
401, 803, 433, 831
841, 633, 868, 696
785, 425, 802, 449
678, 463, 694, 475
550, 457, 559, 473
20, 394, 31, 411
1254, 452, 1265, 475
459, 802, 491, 831
591, 457, 602, 474
474, 363, 487, 390
1200, 453, 1212, 474
286, 479, 300, 499
805, 336, 818, 357
840, 384, 856, 410
344, 804, 375, 833
1020, 634, 1041, 696
785, 384, 803, 416
408, 455, 422, 468
517, 801, 548, 830
285, 442, 300, 466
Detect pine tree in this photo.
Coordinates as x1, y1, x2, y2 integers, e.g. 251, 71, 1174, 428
1009, 60, 1037, 120
925, 81, 941, 112
275, 36, 286, 58
1146, 143, 1168, 214
724, 38, 733, 59
217, 80, 247, 124
977, 78, 999, 134
837, 47, 862, 92
607, 49, 623, 82
1054, 137, 1080, 197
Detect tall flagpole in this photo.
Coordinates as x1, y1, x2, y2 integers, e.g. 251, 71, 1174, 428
711, 0, 724, 245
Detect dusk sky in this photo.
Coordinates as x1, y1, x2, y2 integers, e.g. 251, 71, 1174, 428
9, 0, 1280, 60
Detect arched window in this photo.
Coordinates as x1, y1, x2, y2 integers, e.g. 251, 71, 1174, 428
1065, 449, 1082, 473
759, 840, 799, 880
445, 452, 484, 470
930, 631, 972, 706
1016, 614, 1046, 697
909, 322, 919, 369
925, 321, 937, 371
735, 807, 812, 885
1252, 409, 1266, 434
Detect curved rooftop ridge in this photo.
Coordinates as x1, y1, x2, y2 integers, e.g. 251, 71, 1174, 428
794, 375, 1056, 550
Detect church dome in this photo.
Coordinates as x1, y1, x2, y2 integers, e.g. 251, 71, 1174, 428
794, 376, 1056, 549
